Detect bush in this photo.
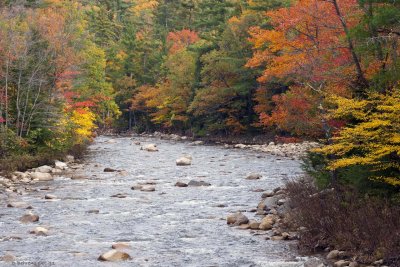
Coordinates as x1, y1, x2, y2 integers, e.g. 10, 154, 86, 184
285, 177, 400, 266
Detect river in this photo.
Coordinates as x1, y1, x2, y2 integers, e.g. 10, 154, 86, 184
0, 135, 311, 267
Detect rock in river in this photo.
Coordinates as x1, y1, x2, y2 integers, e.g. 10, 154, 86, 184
98, 249, 131, 262
259, 215, 276, 230
20, 212, 39, 223
104, 168, 118, 172
29, 227, 48, 236
7, 202, 29, 208
175, 181, 188, 187
226, 212, 249, 225
246, 173, 262, 180
188, 180, 211, 187
176, 155, 192, 166
140, 186, 156, 192
44, 194, 57, 200
112, 243, 131, 250
142, 144, 158, 152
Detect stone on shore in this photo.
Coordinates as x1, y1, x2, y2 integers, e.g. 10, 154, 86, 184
226, 212, 249, 225
327, 250, 340, 260
249, 220, 260, 230
65, 155, 75, 163
13, 171, 30, 180
98, 249, 131, 262
334, 260, 350, 267
190, 141, 204, 145
55, 160, 68, 170
36, 165, 53, 173
259, 215, 276, 230
261, 191, 275, 198
30, 172, 53, 181
234, 144, 247, 149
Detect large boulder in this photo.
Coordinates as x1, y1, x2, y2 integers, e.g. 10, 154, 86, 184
226, 212, 249, 225
98, 250, 131, 262
30, 172, 53, 181
142, 144, 158, 152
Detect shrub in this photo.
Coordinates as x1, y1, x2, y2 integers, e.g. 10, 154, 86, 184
285, 177, 400, 266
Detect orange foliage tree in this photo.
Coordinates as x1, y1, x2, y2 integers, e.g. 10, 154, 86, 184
246, 0, 366, 137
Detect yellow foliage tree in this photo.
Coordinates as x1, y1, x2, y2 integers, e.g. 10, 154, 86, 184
70, 108, 96, 144
315, 89, 400, 186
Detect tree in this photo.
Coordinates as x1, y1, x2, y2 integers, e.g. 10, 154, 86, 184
315, 89, 400, 186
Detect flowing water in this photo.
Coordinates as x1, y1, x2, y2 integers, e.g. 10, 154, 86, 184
0, 136, 310, 267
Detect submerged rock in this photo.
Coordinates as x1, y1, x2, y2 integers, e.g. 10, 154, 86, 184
246, 173, 262, 180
